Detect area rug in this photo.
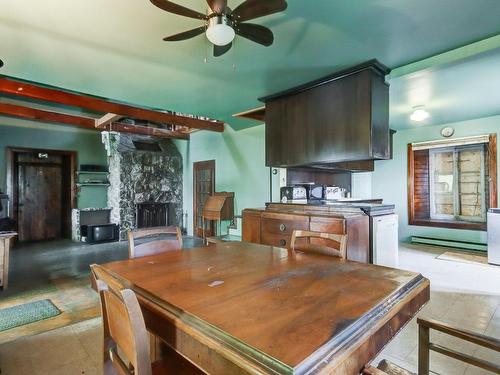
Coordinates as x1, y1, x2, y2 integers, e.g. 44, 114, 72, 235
0, 276, 100, 344
0, 299, 61, 332
436, 251, 489, 266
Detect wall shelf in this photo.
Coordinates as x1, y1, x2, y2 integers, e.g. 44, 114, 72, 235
76, 171, 109, 175
76, 183, 110, 187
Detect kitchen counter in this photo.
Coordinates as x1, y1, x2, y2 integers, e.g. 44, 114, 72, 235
242, 205, 371, 263
243, 200, 396, 264
265, 200, 395, 217
273, 197, 383, 204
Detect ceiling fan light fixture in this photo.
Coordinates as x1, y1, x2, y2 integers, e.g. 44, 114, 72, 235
206, 15, 235, 46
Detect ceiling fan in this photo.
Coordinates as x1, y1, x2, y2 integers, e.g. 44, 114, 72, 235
150, 0, 288, 57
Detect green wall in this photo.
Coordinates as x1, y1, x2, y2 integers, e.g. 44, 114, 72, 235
175, 124, 270, 236
0, 119, 108, 209
373, 114, 500, 243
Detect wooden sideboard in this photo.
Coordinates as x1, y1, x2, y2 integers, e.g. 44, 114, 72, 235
0, 232, 16, 289
242, 204, 370, 263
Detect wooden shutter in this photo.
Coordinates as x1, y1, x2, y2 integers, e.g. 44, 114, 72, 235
408, 145, 430, 223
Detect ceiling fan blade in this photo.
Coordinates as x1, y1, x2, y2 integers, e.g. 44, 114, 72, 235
163, 26, 207, 41
150, 0, 207, 19
235, 23, 274, 46
232, 0, 287, 22
213, 42, 232, 57
206, 0, 228, 14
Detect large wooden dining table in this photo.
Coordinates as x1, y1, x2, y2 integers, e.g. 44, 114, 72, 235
94, 241, 430, 374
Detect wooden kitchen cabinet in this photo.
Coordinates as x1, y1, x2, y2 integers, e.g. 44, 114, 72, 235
242, 205, 370, 263
261, 60, 390, 168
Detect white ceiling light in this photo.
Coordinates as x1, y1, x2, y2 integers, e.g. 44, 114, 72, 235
410, 106, 430, 122
206, 15, 235, 46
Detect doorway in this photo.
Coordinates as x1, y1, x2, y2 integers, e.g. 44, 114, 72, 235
7, 147, 76, 242
193, 160, 215, 237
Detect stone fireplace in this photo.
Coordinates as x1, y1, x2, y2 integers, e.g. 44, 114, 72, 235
102, 132, 183, 239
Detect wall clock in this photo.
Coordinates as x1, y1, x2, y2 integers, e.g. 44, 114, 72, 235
441, 127, 454, 138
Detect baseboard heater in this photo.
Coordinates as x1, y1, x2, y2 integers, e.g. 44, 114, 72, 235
411, 236, 487, 252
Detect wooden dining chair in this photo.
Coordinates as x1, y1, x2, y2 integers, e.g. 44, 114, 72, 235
363, 317, 500, 375
290, 230, 348, 260
90, 265, 204, 375
128, 226, 183, 259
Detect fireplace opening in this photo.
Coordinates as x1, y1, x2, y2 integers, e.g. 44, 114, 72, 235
136, 202, 170, 228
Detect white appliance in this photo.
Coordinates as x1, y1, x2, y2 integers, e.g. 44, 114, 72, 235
487, 209, 500, 265
325, 186, 347, 200
372, 214, 399, 268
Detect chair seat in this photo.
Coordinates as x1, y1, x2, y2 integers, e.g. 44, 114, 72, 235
152, 356, 205, 375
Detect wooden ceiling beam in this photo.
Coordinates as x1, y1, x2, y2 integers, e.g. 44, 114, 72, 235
95, 113, 124, 128
0, 102, 96, 129
0, 102, 190, 140
0, 76, 224, 132
110, 122, 190, 140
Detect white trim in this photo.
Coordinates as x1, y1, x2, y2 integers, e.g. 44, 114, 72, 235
412, 135, 490, 151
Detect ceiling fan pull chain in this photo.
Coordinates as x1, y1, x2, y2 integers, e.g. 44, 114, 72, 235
232, 38, 237, 71
204, 37, 209, 63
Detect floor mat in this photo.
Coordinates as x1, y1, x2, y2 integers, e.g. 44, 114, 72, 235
0, 299, 60, 332
436, 251, 489, 266
0, 276, 100, 344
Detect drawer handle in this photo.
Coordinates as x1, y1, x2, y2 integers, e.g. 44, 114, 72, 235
279, 239, 287, 247
279, 224, 286, 232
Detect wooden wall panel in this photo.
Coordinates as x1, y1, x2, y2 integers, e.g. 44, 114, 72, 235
412, 149, 430, 220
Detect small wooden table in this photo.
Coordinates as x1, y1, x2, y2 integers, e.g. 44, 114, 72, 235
95, 242, 429, 374
0, 231, 16, 289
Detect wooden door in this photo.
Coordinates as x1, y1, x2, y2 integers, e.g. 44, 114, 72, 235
193, 160, 215, 237
16, 154, 64, 241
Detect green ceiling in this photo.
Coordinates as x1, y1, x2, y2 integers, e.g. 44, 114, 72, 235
1, 0, 500, 130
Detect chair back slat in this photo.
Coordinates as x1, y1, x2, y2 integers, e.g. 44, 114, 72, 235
290, 230, 347, 260
128, 226, 182, 259
105, 291, 138, 367
91, 265, 152, 375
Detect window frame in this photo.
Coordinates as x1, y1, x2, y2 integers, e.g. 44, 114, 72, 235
428, 145, 487, 223
408, 134, 497, 231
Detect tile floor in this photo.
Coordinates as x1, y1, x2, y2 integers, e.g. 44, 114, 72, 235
375, 244, 500, 375
0, 242, 499, 374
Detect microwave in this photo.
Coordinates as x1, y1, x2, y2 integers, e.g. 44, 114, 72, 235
81, 224, 119, 244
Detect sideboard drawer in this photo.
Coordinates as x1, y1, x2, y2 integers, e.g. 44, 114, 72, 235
309, 217, 345, 234
261, 232, 291, 248
261, 213, 309, 235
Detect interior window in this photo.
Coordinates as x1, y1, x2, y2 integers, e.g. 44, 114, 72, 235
408, 134, 497, 231
429, 146, 486, 222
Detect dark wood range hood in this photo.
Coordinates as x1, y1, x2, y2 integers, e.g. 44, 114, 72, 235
260, 60, 392, 171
